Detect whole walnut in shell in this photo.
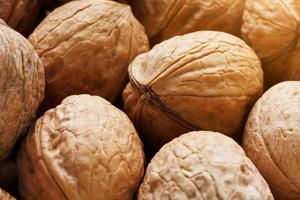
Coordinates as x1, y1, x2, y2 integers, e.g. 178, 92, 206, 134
30, 0, 149, 111
130, 0, 245, 44
18, 95, 145, 200
0, 188, 15, 200
0, 20, 44, 160
243, 81, 300, 199
0, 0, 40, 36
242, 0, 300, 88
138, 131, 274, 200
123, 31, 263, 154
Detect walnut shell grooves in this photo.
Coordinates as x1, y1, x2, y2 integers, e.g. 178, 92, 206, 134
0, 20, 45, 160
30, 0, 149, 112
243, 81, 300, 199
128, 73, 198, 131
124, 31, 263, 153
137, 131, 274, 200
18, 95, 145, 200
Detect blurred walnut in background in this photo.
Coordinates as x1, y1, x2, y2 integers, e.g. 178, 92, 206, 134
0, 0, 40, 36
242, 0, 300, 88
130, 0, 245, 45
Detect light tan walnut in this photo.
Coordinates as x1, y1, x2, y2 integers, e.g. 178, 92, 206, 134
29, 0, 149, 111
18, 94, 145, 200
0, 188, 15, 200
130, 0, 245, 44
0, 20, 44, 160
138, 131, 274, 200
243, 81, 300, 199
242, 0, 300, 88
123, 31, 263, 153
43, 0, 128, 11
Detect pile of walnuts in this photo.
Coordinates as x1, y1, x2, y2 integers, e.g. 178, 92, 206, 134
0, 0, 299, 199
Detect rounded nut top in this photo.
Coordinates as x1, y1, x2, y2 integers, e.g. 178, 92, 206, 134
242, 0, 300, 87
131, 0, 245, 44
243, 81, 300, 199
124, 31, 263, 152
0, 21, 44, 160
138, 131, 273, 200
18, 95, 145, 200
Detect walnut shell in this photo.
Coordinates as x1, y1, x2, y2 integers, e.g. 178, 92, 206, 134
241, 0, 300, 88
243, 81, 300, 199
0, 188, 15, 200
138, 131, 274, 200
0, 21, 44, 160
18, 94, 145, 200
43, 0, 128, 10
29, 0, 149, 111
123, 31, 263, 153
130, 0, 245, 45
0, 0, 40, 36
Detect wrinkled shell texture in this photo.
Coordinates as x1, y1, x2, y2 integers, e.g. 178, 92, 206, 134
131, 0, 245, 44
18, 95, 144, 200
138, 131, 273, 200
243, 81, 300, 199
242, 0, 300, 87
0, 0, 40, 35
123, 31, 263, 152
0, 188, 15, 200
0, 22, 44, 160
30, 0, 149, 110
43, 0, 128, 10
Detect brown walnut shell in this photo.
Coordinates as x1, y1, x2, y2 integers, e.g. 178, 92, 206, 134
0, 0, 40, 36
130, 0, 245, 45
138, 131, 274, 200
0, 20, 45, 160
29, 0, 149, 111
18, 94, 145, 200
123, 31, 263, 154
243, 81, 300, 199
242, 0, 300, 88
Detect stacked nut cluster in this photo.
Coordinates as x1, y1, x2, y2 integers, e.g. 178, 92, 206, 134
0, 0, 299, 199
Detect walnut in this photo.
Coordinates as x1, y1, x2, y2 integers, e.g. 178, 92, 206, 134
241, 0, 300, 88
0, 20, 44, 160
18, 95, 145, 200
243, 81, 300, 199
123, 31, 263, 153
130, 0, 245, 44
0, 188, 15, 200
42, 0, 128, 11
138, 131, 274, 200
0, 0, 40, 36
29, 0, 149, 111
